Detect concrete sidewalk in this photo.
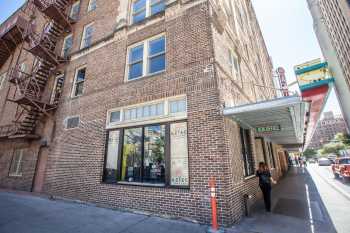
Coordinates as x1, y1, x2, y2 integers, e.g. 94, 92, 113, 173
0, 191, 207, 233
0, 167, 338, 233
227, 166, 337, 233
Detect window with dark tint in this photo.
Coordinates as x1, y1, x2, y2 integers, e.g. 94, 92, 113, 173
240, 127, 254, 176
73, 68, 86, 96
339, 159, 350, 164
132, 0, 165, 24
104, 122, 188, 187
66, 116, 80, 129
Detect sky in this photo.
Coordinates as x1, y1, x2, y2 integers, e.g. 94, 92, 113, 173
0, 0, 342, 117
251, 0, 342, 117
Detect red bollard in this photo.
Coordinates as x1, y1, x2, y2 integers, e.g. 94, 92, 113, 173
207, 178, 224, 233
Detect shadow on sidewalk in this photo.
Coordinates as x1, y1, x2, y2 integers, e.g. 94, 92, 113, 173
228, 166, 337, 233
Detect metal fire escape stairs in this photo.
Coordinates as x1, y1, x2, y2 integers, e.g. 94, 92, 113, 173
0, 0, 75, 139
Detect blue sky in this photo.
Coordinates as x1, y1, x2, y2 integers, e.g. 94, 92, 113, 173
252, 0, 342, 116
0, 0, 342, 116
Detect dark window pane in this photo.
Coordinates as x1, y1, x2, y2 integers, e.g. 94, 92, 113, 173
133, 0, 146, 12
133, 11, 146, 23
75, 82, 84, 96
105, 130, 120, 183
151, 1, 165, 15
110, 111, 120, 123
67, 117, 79, 129
121, 128, 142, 182
149, 54, 165, 74
143, 125, 165, 184
130, 45, 144, 63
129, 62, 143, 80
149, 37, 165, 56
76, 69, 86, 82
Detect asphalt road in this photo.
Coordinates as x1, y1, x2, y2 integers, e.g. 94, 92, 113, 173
307, 163, 350, 233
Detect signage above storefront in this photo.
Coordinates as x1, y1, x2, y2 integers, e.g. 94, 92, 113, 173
256, 125, 281, 133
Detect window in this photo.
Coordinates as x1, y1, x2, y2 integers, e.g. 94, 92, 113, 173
62, 34, 73, 58
88, 0, 97, 12
107, 96, 186, 127
50, 75, 65, 104
127, 35, 165, 81
65, 116, 80, 129
229, 50, 240, 80
132, 0, 165, 24
0, 72, 7, 89
9, 149, 23, 177
240, 127, 254, 176
80, 23, 94, 49
72, 67, 86, 97
267, 142, 276, 168
104, 121, 188, 187
70, 1, 80, 21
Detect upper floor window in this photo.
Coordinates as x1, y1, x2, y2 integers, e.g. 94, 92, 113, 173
70, 1, 81, 21
132, 0, 166, 24
72, 67, 86, 97
65, 116, 80, 129
0, 72, 7, 89
229, 50, 241, 80
127, 35, 165, 81
62, 34, 73, 58
88, 0, 97, 12
80, 23, 94, 49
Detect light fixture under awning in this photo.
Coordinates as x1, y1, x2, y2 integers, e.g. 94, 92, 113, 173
223, 96, 309, 147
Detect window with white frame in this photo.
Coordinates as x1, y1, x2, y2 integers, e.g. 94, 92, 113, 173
107, 96, 186, 127
9, 149, 24, 177
88, 0, 97, 12
229, 50, 241, 80
72, 67, 86, 97
62, 34, 73, 58
0, 72, 7, 89
70, 1, 80, 21
80, 23, 94, 49
127, 35, 165, 81
132, 0, 166, 24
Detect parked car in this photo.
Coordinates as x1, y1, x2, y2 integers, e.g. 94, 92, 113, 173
308, 158, 316, 164
332, 157, 350, 182
318, 158, 332, 166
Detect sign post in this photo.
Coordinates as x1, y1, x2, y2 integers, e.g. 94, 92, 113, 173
207, 178, 224, 233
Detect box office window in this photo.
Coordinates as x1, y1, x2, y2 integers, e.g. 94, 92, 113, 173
104, 121, 189, 187
240, 127, 254, 177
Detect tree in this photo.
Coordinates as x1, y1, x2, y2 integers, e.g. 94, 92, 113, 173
334, 133, 350, 147
319, 142, 346, 156
303, 148, 317, 159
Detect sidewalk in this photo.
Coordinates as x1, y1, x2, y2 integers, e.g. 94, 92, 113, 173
0, 167, 338, 233
227, 166, 337, 233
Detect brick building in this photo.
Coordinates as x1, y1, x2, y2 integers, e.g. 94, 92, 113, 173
308, 111, 348, 150
0, 0, 305, 226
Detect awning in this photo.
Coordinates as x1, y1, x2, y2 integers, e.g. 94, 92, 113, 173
223, 96, 309, 147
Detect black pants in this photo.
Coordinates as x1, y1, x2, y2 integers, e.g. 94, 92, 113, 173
260, 184, 272, 212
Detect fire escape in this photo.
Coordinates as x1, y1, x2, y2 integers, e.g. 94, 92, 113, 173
0, 0, 75, 139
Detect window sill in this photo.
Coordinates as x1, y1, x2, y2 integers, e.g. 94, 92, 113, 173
102, 181, 190, 190
244, 175, 256, 181
126, 70, 166, 83
8, 174, 22, 177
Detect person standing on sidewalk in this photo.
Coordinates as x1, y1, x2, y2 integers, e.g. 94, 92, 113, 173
256, 162, 277, 212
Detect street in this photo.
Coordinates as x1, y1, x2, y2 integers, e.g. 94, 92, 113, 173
307, 164, 350, 233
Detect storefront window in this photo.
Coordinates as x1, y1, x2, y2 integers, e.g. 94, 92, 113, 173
170, 122, 189, 186
104, 121, 189, 187
104, 130, 120, 183
143, 125, 165, 183
121, 128, 143, 182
